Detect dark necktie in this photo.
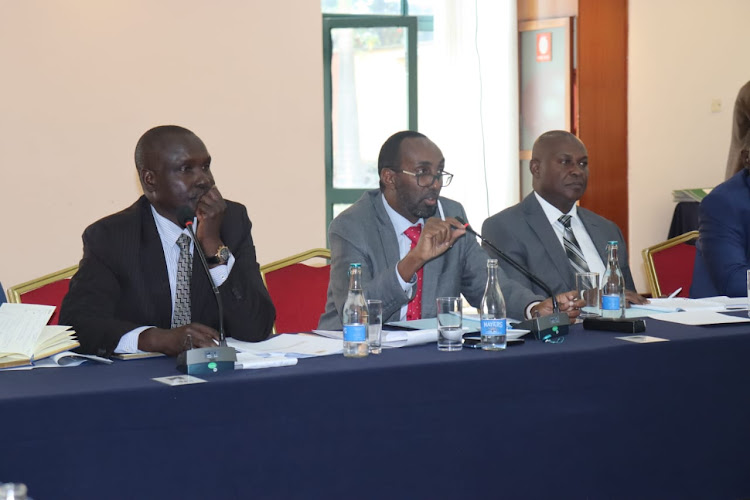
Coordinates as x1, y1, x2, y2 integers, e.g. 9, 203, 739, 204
172, 233, 192, 328
558, 214, 591, 277
403, 224, 423, 320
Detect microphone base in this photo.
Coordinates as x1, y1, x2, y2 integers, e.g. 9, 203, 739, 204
512, 312, 570, 342
176, 346, 237, 375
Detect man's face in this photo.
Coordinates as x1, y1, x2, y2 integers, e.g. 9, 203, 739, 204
531, 135, 588, 213
388, 137, 445, 223
141, 133, 214, 225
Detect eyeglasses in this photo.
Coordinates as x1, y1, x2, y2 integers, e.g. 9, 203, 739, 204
390, 169, 454, 187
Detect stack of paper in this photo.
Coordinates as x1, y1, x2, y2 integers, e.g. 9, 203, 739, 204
0, 303, 80, 368
313, 329, 438, 348
672, 187, 712, 203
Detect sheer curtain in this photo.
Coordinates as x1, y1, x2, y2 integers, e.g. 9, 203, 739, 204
417, 0, 519, 228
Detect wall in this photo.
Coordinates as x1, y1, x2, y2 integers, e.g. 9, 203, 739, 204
628, 0, 750, 292
0, 1, 325, 288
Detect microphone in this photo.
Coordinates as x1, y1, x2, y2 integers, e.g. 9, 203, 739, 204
455, 216, 569, 341
174, 206, 236, 374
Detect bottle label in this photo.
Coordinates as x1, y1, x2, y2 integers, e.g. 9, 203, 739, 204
480, 318, 507, 336
343, 324, 366, 342
602, 295, 620, 310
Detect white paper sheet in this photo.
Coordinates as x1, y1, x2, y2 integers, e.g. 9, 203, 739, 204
0, 303, 55, 357
228, 333, 343, 358
647, 311, 750, 326
314, 329, 438, 348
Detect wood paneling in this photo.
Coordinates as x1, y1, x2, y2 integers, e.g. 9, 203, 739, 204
577, 0, 629, 243
517, 0, 577, 22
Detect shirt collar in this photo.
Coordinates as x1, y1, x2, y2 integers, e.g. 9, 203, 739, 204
150, 205, 194, 247
533, 191, 578, 227
381, 193, 424, 235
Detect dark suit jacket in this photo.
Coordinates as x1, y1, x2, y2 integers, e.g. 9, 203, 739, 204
317, 190, 543, 329
481, 193, 636, 297
691, 169, 750, 297
60, 196, 275, 357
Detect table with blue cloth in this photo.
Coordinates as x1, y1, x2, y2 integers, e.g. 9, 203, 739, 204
1, 318, 749, 500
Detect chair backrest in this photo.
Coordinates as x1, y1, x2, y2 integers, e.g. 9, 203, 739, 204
642, 231, 698, 297
261, 249, 331, 335
6, 265, 79, 325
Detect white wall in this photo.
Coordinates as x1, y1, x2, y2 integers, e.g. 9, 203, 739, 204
0, 1, 326, 288
629, 0, 750, 292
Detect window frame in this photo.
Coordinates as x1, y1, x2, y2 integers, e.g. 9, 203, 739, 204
322, 14, 419, 229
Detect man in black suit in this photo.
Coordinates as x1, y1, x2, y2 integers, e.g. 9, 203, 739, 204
61, 125, 275, 357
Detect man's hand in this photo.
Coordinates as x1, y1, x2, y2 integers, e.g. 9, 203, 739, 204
626, 290, 649, 306
530, 290, 584, 320
397, 217, 466, 282
195, 186, 227, 256
138, 323, 220, 357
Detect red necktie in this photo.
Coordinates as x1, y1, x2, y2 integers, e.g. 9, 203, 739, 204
404, 224, 423, 320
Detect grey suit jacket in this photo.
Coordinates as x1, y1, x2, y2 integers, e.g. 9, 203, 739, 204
481, 193, 636, 297
318, 190, 543, 329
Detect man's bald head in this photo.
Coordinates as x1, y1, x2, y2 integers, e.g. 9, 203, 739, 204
530, 130, 589, 213
134, 125, 199, 173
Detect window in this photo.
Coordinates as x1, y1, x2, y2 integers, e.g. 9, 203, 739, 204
322, 1, 429, 226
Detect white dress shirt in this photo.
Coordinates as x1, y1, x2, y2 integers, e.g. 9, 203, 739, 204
381, 194, 425, 321
114, 206, 235, 354
533, 191, 606, 277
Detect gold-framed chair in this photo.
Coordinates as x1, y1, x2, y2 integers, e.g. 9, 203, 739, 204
261, 249, 331, 335
642, 231, 699, 298
6, 265, 79, 325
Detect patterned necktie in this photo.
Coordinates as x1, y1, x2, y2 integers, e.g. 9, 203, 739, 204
403, 224, 423, 320
558, 214, 591, 279
172, 233, 193, 328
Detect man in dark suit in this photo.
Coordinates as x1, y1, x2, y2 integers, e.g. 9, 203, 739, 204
692, 139, 750, 297
482, 130, 647, 304
60, 125, 275, 357
318, 130, 582, 329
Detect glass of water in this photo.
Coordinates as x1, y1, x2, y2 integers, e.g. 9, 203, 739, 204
436, 297, 463, 351
366, 299, 383, 354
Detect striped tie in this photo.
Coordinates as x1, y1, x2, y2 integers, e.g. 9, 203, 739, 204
558, 215, 591, 279
172, 233, 192, 328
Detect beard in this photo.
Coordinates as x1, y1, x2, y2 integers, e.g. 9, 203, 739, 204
397, 189, 439, 220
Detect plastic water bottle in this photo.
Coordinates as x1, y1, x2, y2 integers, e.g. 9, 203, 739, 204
343, 263, 369, 358
480, 259, 507, 350
601, 241, 625, 318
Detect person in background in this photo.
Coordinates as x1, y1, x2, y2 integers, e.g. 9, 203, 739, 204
60, 125, 275, 357
692, 136, 750, 297
318, 130, 582, 330
482, 130, 647, 304
725, 80, 750, 180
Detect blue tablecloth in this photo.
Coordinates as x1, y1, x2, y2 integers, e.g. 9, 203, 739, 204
2, 318, 750, 499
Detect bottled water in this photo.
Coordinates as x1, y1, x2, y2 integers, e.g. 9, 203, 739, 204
480, 259, 507, 350
601, 241, 626, 318
343, 263, 369, 358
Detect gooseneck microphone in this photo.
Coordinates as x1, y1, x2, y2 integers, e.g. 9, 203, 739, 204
175, 206, 236, 374
455, 216, 569, 341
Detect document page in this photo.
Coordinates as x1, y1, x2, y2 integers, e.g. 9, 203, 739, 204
228, 334, 343, 358
648, 311, 750, 326
0, 303, 55, 357
630, 298, 727, 313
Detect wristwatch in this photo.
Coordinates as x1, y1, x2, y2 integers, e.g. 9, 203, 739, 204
206, 245, 231, 265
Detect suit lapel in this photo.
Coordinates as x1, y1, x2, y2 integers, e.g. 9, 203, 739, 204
578, 209, 608, 264
522, 195, 576, 290
138, 198, 173, 328
371, 192, 404, 274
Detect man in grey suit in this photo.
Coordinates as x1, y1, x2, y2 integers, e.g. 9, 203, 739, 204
318, 131, 583, 330
482, 130, 647, 304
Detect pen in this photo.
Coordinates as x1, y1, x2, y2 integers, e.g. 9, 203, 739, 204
667, 287, 682, 298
